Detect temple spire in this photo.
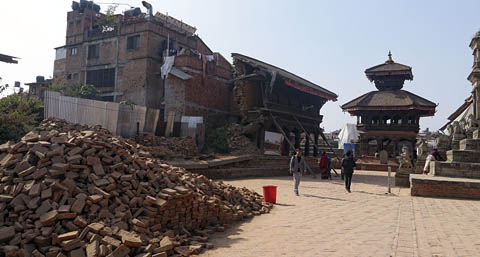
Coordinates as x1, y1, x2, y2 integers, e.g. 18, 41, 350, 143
386, 51, 393, 64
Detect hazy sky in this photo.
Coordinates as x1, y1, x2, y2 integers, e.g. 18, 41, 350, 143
1, 0, 479, 132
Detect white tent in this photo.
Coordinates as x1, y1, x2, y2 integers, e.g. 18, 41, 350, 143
337, 123, 359, 149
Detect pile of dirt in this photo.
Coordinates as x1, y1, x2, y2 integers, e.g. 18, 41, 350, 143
0, 118, 272, 257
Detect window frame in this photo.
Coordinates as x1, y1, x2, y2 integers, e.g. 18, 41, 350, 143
87, 44, 99, 59
126, 35, 141, 51
70, 47, 78, 56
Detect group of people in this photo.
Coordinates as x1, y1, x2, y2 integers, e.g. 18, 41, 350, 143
289, 149, 356, 196
289, 145, 444, 196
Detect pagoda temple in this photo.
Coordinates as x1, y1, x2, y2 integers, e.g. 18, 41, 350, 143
341, 52, 436, 157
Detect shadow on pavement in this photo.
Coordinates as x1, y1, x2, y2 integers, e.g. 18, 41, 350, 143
302, 194, 348, 201
204, 218, 254, 250
274, 203, 296, 207
240, 171, 395, 188
354, 190, 397, 197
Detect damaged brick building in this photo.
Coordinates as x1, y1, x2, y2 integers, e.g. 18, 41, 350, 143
53, 1, 233, 130
231, 54, 338, 156
50, 1, 338, 150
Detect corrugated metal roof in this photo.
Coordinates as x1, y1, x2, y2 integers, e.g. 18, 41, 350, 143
231, 53, 338, 100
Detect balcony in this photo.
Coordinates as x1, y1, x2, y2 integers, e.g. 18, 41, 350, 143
357, 123, 419, 132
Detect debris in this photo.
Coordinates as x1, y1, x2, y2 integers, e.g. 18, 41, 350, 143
0, 118, 273, 256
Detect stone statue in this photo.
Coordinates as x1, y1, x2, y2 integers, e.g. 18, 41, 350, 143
398, 145, 413, 169
452, 121, 466, 141
446, 124, 454, 136
467, 114, 479, 129
379, 149, 388, 164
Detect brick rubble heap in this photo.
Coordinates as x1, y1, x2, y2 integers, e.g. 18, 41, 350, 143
0, 119, 272, 257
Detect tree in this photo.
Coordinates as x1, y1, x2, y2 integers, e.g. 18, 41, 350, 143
71, 84, 100, 100
48, 76, 100, 100
0, 93, 43, 144
94, 5, 119, 32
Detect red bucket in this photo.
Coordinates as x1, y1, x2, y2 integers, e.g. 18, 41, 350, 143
262, 185, 277, 204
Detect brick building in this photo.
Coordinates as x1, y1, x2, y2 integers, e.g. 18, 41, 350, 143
24, 76, 52, 99
53, 1, 233, 128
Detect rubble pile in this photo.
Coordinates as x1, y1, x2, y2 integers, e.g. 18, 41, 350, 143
136, 134, 198, 160
223, 124, 262, 155
0, 118, 272, 257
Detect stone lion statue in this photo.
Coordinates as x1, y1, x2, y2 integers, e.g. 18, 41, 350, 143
398, 145, 413, 169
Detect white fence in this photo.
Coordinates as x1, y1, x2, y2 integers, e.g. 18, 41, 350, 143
44, 90, 147, 137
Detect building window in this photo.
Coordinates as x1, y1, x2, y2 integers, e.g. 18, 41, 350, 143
86, 68, 115, 88
67, 74, 72, 80
70, 47, 77, 56
127, 35, 140, 50
73, 73, 78, 80
88, 44, 99, 59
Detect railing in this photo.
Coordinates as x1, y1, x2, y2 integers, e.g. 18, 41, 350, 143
357, 123, 419, 131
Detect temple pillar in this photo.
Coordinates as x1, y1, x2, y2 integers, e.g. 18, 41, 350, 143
377, 137, 383, 152
305, 133, 310, 156
257, 126, 265, 153
294, 130, 301, 150
393, 139, 399, 157
313, 133, 319, 156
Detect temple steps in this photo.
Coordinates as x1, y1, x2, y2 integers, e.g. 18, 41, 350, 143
410, 174, 480, 199
446, 149, 480, 162
459, 138, 480, 151
474, 129, 480, 139
430, 161, 480, 179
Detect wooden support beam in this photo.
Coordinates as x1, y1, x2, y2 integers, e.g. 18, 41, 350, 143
269, 112, 295, 153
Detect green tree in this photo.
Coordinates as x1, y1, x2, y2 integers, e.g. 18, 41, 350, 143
94, 5, 119, 32
71, 84, 100, 100
48, 76, 100, 100
0, 93, 43, 144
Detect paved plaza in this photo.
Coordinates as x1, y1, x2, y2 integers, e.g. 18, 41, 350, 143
200, 170, 480, 257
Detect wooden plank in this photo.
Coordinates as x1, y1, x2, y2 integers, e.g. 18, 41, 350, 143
165, 111, 175, 137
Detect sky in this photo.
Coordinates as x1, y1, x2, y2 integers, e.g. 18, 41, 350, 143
1, 0, 479, 132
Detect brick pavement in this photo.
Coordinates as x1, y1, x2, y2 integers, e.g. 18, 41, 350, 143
199, 170, 480, 257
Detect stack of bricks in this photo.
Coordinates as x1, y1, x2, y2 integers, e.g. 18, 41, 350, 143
135, 134, 199, 160
0, 118, 272, 256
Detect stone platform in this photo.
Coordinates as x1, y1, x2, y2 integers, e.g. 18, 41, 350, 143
410, 174, 480, 199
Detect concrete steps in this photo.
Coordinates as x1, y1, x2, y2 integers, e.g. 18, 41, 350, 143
459, 138, 480, 151
410, 174, 480, 199
430, 161, 480, 179
474, 129, 480, 139
446, 149, 480, 162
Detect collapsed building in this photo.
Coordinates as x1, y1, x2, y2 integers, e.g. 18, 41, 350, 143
232, 54, 338, 156
48, 1, 339, 157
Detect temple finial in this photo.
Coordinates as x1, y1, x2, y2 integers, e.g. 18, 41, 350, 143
386, 51, 393, 63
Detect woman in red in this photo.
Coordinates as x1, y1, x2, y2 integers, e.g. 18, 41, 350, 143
318, 152, 330, 179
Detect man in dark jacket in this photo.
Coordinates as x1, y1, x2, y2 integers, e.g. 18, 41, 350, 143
342, 150, 356, 193
290, 149, 311, 196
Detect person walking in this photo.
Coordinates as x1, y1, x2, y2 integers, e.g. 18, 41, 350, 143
342, 150, 356, 193
290, 149, 310, 196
